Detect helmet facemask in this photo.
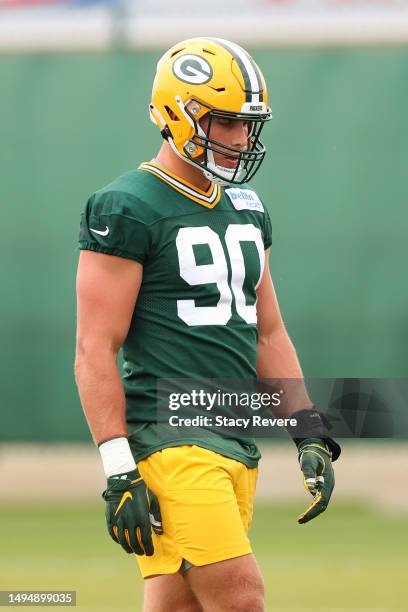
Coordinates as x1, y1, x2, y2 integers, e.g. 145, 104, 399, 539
166, 98, 271, 186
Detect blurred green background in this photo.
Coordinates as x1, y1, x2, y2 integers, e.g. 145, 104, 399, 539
1, 48, 407, 441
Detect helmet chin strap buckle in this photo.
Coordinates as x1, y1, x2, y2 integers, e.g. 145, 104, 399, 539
160, 125, 172, 141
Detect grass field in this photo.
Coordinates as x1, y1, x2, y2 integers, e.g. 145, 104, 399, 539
0, 502, 406, 611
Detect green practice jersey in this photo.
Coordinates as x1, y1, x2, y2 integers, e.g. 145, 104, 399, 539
79, 162, 272, 467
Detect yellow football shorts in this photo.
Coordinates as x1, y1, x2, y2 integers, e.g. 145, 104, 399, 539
136, 445, 258, 578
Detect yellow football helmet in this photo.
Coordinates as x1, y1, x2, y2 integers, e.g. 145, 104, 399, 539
149, 37, 272, 185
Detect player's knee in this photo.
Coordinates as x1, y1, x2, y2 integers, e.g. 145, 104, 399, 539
229, 592, 264, 612
227, 575, 264, 612
176, 604, 203, 612
144, 600, 202, 612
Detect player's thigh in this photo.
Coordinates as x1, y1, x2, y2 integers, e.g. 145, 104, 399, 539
143, 573, 203, 612
185, 553, 264, 612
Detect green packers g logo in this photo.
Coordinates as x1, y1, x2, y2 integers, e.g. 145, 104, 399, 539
172, 54, 213, 85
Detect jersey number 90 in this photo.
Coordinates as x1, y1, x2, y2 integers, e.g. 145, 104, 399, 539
176, 224, 265, 326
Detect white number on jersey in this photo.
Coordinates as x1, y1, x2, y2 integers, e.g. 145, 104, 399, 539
176, 224, 265, 326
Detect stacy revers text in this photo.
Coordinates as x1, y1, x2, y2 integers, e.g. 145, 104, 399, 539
168, 415, 297, 429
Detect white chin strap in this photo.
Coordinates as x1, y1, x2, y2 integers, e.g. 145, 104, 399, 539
203, 146, 243, 185
168, 136, 242, 186
203, 162, 242, 186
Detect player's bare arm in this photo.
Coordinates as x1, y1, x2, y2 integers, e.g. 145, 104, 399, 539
75, 251, 162, 556
75, 250, 142, 444
256, 248, 311, 404
256, 249, 341, 523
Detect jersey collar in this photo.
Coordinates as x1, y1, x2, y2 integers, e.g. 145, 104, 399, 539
139, 161, 222, 209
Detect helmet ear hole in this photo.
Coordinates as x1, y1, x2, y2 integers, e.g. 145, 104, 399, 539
164, 106, 181, 122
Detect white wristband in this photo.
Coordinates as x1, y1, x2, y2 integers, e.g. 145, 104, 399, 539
98, 437, 137, 478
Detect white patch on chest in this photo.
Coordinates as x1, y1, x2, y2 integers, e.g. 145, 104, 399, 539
225, 188, 264, 213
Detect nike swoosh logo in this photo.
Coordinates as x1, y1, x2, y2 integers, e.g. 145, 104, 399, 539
115, 491, 133, 516
90, 226, 109, 236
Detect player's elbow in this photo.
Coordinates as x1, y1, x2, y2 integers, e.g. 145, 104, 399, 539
74, 346, 85, 385
74, 341, 86, 386
258, 320, 288, 348
74, 335, 89, 370
74, 336, 117, 383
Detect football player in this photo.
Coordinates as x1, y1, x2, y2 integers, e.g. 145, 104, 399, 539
75, 37, 340, 612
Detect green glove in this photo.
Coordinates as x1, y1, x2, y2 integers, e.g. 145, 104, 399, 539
297, 437, 335, 524
102, 468, 163, 555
